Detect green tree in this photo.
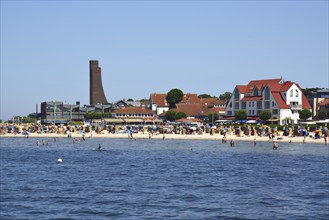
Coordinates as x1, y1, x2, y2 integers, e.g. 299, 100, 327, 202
165, 110, 177, 121
21, 117, 35, 124
84, 112, 103, 120
259, 110, 272, 121
166, 88, 184, 109
235, 110, 247, 121
318, 111, 328, 120
299, 109, 312, 121
175, 112, 187, 120
208, 112, 219, 123
219, 92, 232, 101
198, 94, 213, 98
127, 98, 134, 101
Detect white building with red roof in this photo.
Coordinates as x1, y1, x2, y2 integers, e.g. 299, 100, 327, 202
149, 93, 170, 115
225, 78, 312, 125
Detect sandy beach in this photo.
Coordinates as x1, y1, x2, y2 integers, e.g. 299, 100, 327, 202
1, 131, 327, 145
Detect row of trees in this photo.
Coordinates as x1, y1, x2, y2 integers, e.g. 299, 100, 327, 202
83, 112, 113, 120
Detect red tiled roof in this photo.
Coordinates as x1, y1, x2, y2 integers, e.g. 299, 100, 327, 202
247, 78, 282, 91
241, 96, 262, 101
319, 99, 329, 107
113, 107, 154, 114
279, 81, 294, 92
271, 92, 290, 109
181, 93, 199, 104
301, 94, 312, 109
200, 98, 226, 107
175, 103, 202, 116
236, 85, 248, 93
150, 93, 167, 107
202, 107, 226, 115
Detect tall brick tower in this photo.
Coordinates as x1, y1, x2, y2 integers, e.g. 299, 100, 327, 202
90, 60, 108, 105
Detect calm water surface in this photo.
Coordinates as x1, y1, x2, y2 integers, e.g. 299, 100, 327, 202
1, 137, 328, 219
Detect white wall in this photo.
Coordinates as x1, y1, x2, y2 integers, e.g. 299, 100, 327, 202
286, 84, 302, 105
157, 107, 169, 115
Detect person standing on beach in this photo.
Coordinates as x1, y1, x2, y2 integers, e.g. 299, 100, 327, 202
324, 135, 327, 144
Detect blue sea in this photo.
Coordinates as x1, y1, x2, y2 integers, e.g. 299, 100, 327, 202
1, 137, 328, 219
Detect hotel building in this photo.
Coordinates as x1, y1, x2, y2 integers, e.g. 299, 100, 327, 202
225, 78, 311, 125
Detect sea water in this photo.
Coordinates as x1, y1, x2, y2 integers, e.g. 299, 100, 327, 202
1, 137, 328, 219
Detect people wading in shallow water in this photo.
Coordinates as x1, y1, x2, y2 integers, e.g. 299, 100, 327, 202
98, 144, 102, 151
230, 140, 235, 147
253, 138, 257, 146
273, 141, 279, 150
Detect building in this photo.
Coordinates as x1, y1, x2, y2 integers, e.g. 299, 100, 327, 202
305, 88, 329, 119
41, 101, 83, 124
149, 93, 169, 115
90, 60, 108, 105
112, 106, 162, 124
225, 78, 311, 125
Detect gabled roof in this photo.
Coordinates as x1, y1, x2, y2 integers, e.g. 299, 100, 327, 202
150, 93, 167, 107
236, 85, 248, 93
301, 94, 312, 109
181, 93, 199, 104
200, 98, 226, 107
271, 92, 290, 109
247, 78, 282, 91
175, 103, 202, 116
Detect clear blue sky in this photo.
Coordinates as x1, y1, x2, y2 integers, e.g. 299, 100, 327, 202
1, 0, 328, 120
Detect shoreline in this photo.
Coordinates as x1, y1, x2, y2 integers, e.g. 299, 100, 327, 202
0, 132, 327, 144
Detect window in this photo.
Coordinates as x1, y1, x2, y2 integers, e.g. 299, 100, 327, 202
290, 90, 293, 97
272, 101, 276, 107
229, 102, 232, 108
265, 87, 270, 100
234, 102, 239, 109
227, 111, 232, 116
265, 101, 270, 109
252, 102, 255, 107
253, 87, 258, 96
252, 110, 255, 115
295, 89, 299, 97
257, 101, 262, 109
234, 89, 240, 100
272, 109, 278, 115
249, 110, 251, 115
242, 102, 246, 109
249, 102, 251, 107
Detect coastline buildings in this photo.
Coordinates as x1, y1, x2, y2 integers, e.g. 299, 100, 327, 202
37, 60, 323, 126
225, 78, 312, 125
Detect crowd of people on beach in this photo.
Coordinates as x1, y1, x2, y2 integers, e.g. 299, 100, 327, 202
1, 122, 328, 145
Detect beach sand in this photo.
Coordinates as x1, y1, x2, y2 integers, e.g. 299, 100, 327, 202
1, 131, 327, 145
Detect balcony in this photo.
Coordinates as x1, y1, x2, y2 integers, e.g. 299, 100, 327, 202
290, 103, 302, 110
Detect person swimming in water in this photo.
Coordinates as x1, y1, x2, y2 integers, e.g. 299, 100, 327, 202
98, 144, 102, 151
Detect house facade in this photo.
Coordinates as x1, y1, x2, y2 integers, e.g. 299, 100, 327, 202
149, 93, 169, 115
225, 78, 311, 125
